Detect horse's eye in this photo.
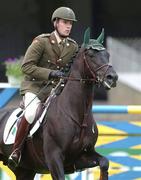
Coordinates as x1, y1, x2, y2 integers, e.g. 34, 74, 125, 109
87, 52, 94, 58
89, 54, 93, 58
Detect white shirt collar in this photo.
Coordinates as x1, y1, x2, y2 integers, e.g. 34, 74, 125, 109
54, 31, 62, 44
54, 30, 66, 44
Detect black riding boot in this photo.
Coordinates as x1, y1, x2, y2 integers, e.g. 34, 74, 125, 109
8, 116, 30, 170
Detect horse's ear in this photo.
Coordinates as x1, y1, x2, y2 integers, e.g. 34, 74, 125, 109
82, 27, 90, 47
97, 28, 104, 44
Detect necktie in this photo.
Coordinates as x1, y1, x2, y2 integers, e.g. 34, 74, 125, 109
59, 41, 65, 52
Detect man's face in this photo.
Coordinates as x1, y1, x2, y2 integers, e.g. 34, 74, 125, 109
56, 19, 73, 37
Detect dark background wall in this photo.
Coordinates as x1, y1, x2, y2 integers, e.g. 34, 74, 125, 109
93, 0, 141, 37
0, 0, 92, 81
0, 0, 141, 100
1, 0, 141, 61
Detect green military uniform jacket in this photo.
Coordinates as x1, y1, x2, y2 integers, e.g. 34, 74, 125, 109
20, 32, 78, 101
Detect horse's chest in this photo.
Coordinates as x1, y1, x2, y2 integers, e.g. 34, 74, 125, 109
71, 127, 95, 153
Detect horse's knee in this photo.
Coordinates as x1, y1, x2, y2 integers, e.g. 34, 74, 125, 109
99, 157, 109, 171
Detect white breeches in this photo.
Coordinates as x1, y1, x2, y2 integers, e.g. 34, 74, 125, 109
24, 92, 41, 124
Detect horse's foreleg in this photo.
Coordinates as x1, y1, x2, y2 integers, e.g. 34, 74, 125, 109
74, 152, 98, 170
44, 139, 65, 180
72, 150, 109, 180
95, 152, 109, 180
46, 149, 65, 180
14, 167, 36, 180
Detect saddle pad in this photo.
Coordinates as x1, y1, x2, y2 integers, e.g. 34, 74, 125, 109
3, 89, 55, 145
3, 108, 23, 144
3, 107, 48, 145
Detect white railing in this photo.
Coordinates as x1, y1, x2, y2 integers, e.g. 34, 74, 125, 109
107, 37, 141, 73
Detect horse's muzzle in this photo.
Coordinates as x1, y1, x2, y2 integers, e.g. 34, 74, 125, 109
104, 73, 118, 89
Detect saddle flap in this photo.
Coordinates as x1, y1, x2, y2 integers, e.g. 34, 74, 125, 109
3, 108, 23, 145
3, 91, 55, 145
3, 107, 48, 145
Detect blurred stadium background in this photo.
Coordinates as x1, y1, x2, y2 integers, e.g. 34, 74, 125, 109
0, 0, 141, 179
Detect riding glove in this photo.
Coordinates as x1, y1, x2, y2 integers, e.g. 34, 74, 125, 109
49, 70, 64, 79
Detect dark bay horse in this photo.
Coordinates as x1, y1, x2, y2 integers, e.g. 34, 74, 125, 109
0, 28, 118, 180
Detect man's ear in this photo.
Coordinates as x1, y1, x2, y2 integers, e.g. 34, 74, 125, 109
53, 19, 58, 29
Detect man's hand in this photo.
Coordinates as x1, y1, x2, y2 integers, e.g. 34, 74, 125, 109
49, 70, 64, 79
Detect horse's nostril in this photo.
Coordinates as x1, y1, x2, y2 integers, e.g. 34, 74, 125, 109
106, 75, 113, 80
106, 74, 118, 81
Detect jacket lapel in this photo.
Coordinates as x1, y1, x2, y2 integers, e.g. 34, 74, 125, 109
50, 32, 60, 57
60, 39, 71, 58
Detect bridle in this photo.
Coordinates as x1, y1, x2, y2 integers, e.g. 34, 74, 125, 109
62, 48, 112, 86
83, 50, 112, 86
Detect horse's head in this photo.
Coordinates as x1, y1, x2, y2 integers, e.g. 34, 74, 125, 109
81, 28, 118, 89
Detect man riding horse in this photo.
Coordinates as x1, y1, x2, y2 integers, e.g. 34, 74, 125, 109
8, 7, 78, 169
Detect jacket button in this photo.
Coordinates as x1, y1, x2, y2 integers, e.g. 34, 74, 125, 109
57, 59, 62, 62
51, 40, 55, 44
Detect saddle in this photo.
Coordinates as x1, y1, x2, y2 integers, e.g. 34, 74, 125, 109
3, 105, 44, 145
3, 79, 65, 145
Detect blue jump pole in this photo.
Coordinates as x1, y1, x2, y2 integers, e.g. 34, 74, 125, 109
0, 88, 18, 108
92, 105, 141, 114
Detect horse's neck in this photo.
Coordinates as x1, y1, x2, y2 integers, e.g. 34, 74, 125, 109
66, 80, 93, 111
61, 53, 94, 115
